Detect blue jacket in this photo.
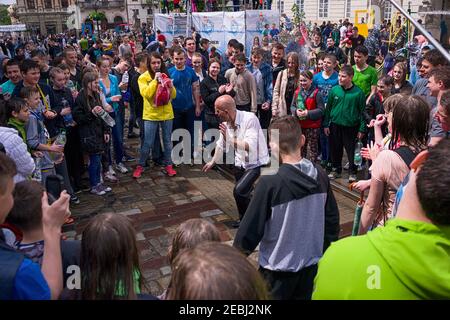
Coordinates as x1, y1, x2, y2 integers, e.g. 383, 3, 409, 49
99, 74, 121, 112
246, 62, 273, 104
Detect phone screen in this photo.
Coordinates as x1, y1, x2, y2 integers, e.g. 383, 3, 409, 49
45, 174, 64, 204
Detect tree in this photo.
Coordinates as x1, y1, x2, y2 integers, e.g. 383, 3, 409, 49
291, 3, 305, 28
0, 5, 12, 25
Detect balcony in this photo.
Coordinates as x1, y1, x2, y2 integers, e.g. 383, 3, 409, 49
78, 0, 125, 9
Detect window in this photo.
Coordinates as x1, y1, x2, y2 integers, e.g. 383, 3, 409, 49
26, 0, 35, 9
44, 0, 52, 9
61, 0, 69, 8
147, 8, 152, 15
132, 9, 139, 18
296, 0, 304, 12
319, 0, 329, 18
280, 1, 284, 13
384, 1, 392, 21
345, 0, 351, 18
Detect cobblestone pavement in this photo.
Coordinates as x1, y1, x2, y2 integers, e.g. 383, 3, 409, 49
67, 135, 356, 296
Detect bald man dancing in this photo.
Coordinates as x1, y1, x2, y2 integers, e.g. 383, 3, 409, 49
203, 95, 269, 228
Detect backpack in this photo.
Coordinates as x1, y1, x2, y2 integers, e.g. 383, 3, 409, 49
154, 73, 171, 107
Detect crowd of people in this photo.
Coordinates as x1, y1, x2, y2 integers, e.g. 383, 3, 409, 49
0, 14, 449, 300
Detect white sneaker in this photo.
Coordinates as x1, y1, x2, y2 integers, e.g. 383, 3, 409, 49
115, 162, 129, 174
104, 171, 118, 183
107, 165, 116, 176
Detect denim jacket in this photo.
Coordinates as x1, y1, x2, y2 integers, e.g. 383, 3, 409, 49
246, 62, 273, 104
99, 74, 121, 112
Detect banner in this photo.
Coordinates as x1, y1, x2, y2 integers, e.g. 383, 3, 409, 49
223, 11, 246, 56
0, 24, 27, 32
192, 12, 226, 55
245, 10, 280, 56
154, 14, 188, 45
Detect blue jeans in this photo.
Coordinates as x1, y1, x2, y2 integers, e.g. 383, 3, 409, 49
138, 117, 162, 163
109, 110, 124, 164
139, 120, 173, 166
320, 127, 329, 162
88, 154, 102, 187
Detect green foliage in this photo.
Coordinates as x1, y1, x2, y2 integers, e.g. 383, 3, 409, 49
291, 3, 305, 28
0, 5, 12, 25
88, 11, 106, 21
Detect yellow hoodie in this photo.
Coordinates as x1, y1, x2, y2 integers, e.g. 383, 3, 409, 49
138, 71, 176, 121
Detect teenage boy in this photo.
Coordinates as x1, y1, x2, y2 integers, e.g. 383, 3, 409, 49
324, 65, 366, 183
233, 115, 340, 300
246, 48, 273, 129
0, 152, 70, 300
271, 43, 286, 87
352, 45, 378, 103
62, 46, 82, 89
427, 67, 450, 146
30, 50, 51, 85
0, 59, 22, 98
225, 53, 257, 113
313, 139, 450, 299
12, 59, 58, 138
184, 37, 207, 70
20, 86, 62, 185
413, 49, 448, 109
169, 47, 201, 158
313, 54, 339, 168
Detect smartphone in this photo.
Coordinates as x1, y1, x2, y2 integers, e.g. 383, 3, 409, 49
45, 174, 64, 204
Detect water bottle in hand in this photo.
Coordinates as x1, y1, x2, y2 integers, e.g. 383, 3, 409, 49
97, 107, 116, 127
51, 131, 67, 163
354, 140, 363, 167
61, 98, 75, 127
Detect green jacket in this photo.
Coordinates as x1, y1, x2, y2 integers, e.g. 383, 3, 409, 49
323, 84, 366, 133
312, 219, 450, 299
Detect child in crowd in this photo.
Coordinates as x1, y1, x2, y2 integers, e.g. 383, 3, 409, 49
5, 180, 80, 290
162, 218, 221, 299
60, 213, 155, 300
167, 242, 269, 300
20, 86, 63, 185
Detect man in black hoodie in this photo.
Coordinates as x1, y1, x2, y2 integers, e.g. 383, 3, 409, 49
233, 115, 340, 300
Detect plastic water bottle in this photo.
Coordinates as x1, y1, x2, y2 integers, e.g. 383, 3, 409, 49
61, 98, 75, 127
97, 108, 116, 127
121, 70, 129, 93
354, 140, 363, 167
32, 157, 42, 182
51, 131, 66, 163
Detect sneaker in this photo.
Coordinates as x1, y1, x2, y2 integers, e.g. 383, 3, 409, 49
133, 165, 144, 179
70, 195, 80, 204
90, 185, 106, 196
98, 184, 112, 193
328, 171, 342, 180
344, 162, 350, 170
164, 165, 177, 177
104, 171, 118, 183
107, 166, 116, 176
115, 162, 129, 174
348, 174, 357, 183
122, 154, 136, 162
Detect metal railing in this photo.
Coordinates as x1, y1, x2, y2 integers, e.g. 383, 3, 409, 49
388, 0, 450, 63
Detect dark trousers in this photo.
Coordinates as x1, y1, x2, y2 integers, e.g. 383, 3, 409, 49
65, 127, 84, 189
259, 264, 318, 300
128, 101, 137, 136
329, 123, 359, 174
252, 0, 259, 9
173, 108, 196, 157
257, 104, 271, 130
233, 166, 261, 220
236, 103, 251, 112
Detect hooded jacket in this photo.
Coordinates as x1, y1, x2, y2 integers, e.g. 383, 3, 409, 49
313, 219, 450, 299
0, 126, 35, 183
233, 160, 340, 272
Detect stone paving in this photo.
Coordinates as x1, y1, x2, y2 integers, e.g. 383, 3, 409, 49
67, 135, 357, 296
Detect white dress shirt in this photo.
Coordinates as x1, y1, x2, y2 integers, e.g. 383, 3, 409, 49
216, 110, 269, 170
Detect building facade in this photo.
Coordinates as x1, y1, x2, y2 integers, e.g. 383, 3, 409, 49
127, 0, 160, 30
276, 0, 425, 24
16, 0, 77, 35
